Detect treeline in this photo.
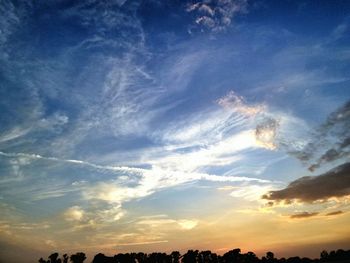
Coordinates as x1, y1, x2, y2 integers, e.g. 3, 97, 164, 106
39, 248, 350, 263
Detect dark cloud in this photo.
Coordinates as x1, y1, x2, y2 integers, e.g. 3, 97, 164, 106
325, 210, 344, 216
253, 101, 349, 166
323, 101, 350, 130
287, 100, 350, 171
308, 148, 348, 172
262, 162, 350, 203
290, 212, 318, 219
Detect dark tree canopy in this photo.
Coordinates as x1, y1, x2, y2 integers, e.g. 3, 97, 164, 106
38, 248, 350, 263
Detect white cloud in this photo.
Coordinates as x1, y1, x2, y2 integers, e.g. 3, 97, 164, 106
91, 205, 126, 223
147, 92, 275, 173
0, 91, 278, 209
217, 91, 266, 117
229, 185, 278, 202
137, 215, 198, 230
177, 219, 198, 230
63, 204, 126, 231
159, 90, 265, 147
186, 0, 248, 32
147, 130, 256, 172
83, 164, 271, 209
64, 206, 85, 222
0, 126, 32, 143
198, 4, 215, 16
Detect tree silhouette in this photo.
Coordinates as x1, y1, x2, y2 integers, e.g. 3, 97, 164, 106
223, 248, 241, 263
183, 250, 199, 263
49, 253, 62, 263
243, 252, 259, 263
171, 251, 181, 263
70, 252, 86, 263
92, 253, 115, 263
63, 254, 68, 263
320, 250, 328, 261
40, 248, 350, 263
266, 252, 275, 263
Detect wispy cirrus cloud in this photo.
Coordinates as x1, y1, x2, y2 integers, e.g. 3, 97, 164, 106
82, 165, 271, 207
227, 184, 278, 202
0, 83, 319, 235
0, 148, 273, 226
0, 0, 161, 160
148, 90, 277, 173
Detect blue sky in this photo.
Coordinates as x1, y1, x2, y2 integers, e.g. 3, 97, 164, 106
0, 0, 350, 262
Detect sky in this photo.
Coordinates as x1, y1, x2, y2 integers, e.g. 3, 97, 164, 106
0, 0, 350, 262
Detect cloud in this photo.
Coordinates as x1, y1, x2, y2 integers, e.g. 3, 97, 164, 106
0, 126, 32, 143
64, 206, 85, 222
0, 0, 22, 47
0, 221, 50, 231
31, 187, 77, 201
217, 91, 266, 117
96, 205, 125, 222
251, 110, 311, 155
229, 184, 278, 202
136, 215, 198, 230
150, 91, 278, 173
327, 22, 349, 43
0, 151, 144, 175
325, 210, 344, 216
177, 219, 198, 230
150, 130, 262, 172
249, 100, 350, 173
64, 0, 144, 42
115, 240, 169, 247
0, 149, 270, 211
289, 212, 318, 219
63, 204, 126, 232
160, 50, 208, 93
0, 90, 279, 217
84, 165, 271, 207
309, 101, 350, 168
186, 0, 248, 32
288, 100, 350, 171
0, 0, 162, 160
255, 117, 279, 150
262, 162, 350, 203
159, 106, 244, 145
